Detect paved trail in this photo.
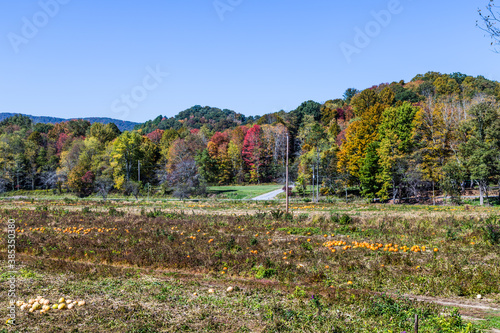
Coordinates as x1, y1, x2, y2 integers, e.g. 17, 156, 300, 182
252, 188, 284, 201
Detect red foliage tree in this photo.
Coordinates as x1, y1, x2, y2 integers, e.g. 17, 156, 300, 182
208, 132, 229, 156
242, 125, 262, 182
81, 171, 95, 184
56, 133, 70, 155
146, 129, 164, 144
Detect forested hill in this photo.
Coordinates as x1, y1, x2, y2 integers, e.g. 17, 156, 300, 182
136, 72, 500, 135
135, 105, 257, 134
0, 113, 138, 132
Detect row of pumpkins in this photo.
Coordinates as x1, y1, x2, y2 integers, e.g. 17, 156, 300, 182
16, 296, 86, 314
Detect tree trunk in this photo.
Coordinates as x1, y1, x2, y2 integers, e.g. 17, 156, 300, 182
432, 181, 435, 205
392, 179, 398, 204
486, 186, 489, 206
479, 181, 484, 206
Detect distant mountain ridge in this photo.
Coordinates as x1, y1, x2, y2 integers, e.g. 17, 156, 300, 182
0, 113, 139, 131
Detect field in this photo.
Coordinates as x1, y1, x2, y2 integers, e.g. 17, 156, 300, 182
0, 184, 284, 202
1, 199, 500, 332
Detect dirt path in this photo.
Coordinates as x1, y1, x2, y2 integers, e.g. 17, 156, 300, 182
405, 294, 500, 312
404, 293, 500, 331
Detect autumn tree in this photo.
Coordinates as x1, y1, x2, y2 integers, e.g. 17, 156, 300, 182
159, 129, 180, 163
350, 88, 379, 117
67, 164, 94, 197
320, 99, 342, 126
261, 124, 289, 182
0, 136, 15, 190
459, 101, 500, 205
206, 131, 232, 184
94, 176, 113, 200
227, 126, 247, 183
88, 123, 120, 145
376, 102, 418, 201
412, 96, 466, 202
337, 101, 386, 179
297, 115, 327, 191
434, 76, 460, 96
359, 142, 381, 200
146, 129, 164, 144
110, 131, 143, 189
343, 88, 359, 104
168, 158, 206, 199
242, 125, 263, 183
56, 139, 85, 190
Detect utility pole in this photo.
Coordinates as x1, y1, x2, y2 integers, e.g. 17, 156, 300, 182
312, 164, 315, 203
316, 149, 320, 202
286, 134, 289, 214
138, 161, 141, 183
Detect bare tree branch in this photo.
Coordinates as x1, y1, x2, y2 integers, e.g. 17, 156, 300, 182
478, 0, 500, 52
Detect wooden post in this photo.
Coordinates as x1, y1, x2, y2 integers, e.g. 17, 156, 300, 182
414, 313, 419, 333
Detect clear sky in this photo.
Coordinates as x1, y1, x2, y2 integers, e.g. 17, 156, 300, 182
0, 0, 498, 123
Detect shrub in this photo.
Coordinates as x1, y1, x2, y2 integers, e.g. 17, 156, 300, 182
108, 207, 120, 216
253, 265, 276, 279
312, 214, 325, 224
270, 209, 284, 220
146, 209, 163, 218
339, 214, 352, 225
292, 286, 306, 298
301, 242, 313, 251
483, 224, 500, 245
254, 211, 267, 219
297, 213, 309, 221
330, 213, 352, 225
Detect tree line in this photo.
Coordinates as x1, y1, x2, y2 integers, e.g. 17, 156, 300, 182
1, 72, 500, 204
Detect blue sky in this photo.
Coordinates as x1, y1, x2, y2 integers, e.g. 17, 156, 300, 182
0, 0, 497, 123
